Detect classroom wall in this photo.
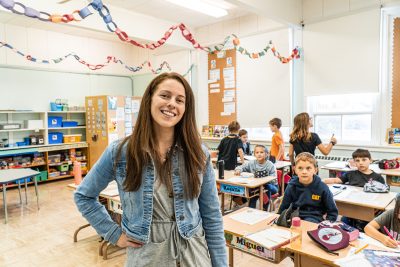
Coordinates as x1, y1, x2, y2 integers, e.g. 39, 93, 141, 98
0, 23, 153, 76
194, 14, 290, 129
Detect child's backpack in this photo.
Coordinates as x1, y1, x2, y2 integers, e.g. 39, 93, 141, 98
307, 226, 350, 255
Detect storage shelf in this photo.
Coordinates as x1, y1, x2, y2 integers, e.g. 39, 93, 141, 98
48, 175, 74, 180
48, 111, 86, 114
0, 128, 45, 133
47, 126, 86, 130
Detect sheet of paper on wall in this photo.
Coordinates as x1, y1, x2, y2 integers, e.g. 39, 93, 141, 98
220, 112, 231, 116
125, 128, 132, 136
224, 102, 235, 114
125, 115, 132, 124
116, 107, 125, 121
125, 97, 132, 108
209, 83, 220, 89
209, 69, 220, 81
222, 97, 234, 102
87, 99, 93, 107
217, 51, 226, 58
223, 67, 235, 80
132, 100, 140, 113
224, 90, 235, 98
224, 80, 235, 89
125, 108, 132, 114
210, 89, 220, 93
125, 122, 132, 128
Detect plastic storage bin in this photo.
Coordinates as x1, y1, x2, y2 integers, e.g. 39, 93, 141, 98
62, 121, 78, 127
48, 154, 61, 164
48, 132, 63, 144
35, 171, 48, 182
63, 134, 82, 143
50, 102, 63, 111
48, 116, 62, 128
56, 164, 69, 172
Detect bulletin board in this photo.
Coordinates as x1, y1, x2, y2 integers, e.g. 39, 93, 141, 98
392, 18, 400, 128
208, 49, 237, 125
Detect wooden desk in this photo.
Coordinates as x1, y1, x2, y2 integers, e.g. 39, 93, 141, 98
321, 162, 400, 186
285, 220, 352, 267
215, 170, 275, 214
68, 182, 122, 260
223, 207, 287, 266
0, 168, 40, 223
330, 185, 396, 221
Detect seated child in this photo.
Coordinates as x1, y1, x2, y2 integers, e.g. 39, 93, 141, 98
324, 148, 386, 230
234, 145, 278, 210
324, 148, 385, 186
278, 152, 338, 223
364, 193, 400, 248
239, 129, 251, 155
217, 121, 245, 170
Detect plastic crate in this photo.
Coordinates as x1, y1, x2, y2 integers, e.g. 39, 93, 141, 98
48, 154, 61, 164
56, 164, 69, 172
48, 116, 62, 128
63, 134, 82, 143
62, 121, 78, 127
48, 132, 63, 144
35, 171, 48, 182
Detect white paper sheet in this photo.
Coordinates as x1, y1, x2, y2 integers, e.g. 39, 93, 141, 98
246, 228, 292, 249
224, 102, 235, 114
210, 89, 220, 93
229, 209, 274, 225
116, 107, 124, 121
226, 177, 255, 184
358, 233, 400, 252
209, 83, 220, 88
209, 69, 220, 81
132, 100, 140, 113
224, 89, 235, 98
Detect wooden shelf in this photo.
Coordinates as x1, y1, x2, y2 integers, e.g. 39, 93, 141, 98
0, 128, 45, 133
48, 126, 86, 130
48, 175, 74, 180
47, 111, 85, 114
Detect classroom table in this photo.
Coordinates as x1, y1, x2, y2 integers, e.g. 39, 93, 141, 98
215, 170, 275, 214
68, 182, 122, 260
329, 185, 396, 221
321, 161, 400, 186
0, 168, 40, 223
223, 207, 288, 266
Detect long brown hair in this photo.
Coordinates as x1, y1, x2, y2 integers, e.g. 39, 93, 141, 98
116, 72, 205, 199
290, 112, 312, 142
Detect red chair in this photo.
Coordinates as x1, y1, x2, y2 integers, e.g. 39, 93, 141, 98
267, 170, 291, 211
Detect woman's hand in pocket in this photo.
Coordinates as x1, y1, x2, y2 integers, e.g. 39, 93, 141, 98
117, 233, 143, 248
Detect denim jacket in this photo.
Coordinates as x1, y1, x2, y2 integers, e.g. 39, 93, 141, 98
74, 141, 227, 266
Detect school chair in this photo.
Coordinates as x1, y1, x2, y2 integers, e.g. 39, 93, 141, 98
267, 170, 292, 212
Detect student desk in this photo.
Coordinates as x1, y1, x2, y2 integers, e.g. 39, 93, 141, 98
329, 185, 396, 221
321, 161, 400, 186
215, 170, 275, 214
0, 168, 40, 223
68, 182, 122, 260
223, 207, 288, 267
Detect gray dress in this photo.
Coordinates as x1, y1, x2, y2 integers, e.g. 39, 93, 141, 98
125, 178, 212, 267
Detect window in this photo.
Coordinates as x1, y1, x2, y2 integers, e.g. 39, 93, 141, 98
245, 127, 291, 142
307, 93, 378, 144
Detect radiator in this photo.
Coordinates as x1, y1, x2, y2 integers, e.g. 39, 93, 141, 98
315, 155, 352, 177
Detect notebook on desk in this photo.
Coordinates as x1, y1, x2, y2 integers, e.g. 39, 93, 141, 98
245, 228, 295, 250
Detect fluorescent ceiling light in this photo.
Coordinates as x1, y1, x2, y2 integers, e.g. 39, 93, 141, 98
165, 0, 228, 18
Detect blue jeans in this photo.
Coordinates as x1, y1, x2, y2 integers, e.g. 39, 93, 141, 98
249, 184, 278, 210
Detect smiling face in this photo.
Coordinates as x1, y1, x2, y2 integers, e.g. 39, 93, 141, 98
150, 79, 186, 132
295, 160, 317, 185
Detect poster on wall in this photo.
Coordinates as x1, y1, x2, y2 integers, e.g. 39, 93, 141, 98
387, 128, 400, 145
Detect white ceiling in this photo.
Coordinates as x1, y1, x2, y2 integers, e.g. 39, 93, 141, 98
106, 0, 250, 28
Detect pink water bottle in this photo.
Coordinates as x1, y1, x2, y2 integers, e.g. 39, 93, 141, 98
73, 161, 82, 185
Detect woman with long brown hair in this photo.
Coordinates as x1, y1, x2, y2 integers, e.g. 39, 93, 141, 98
75, 72, 227, 266
289, 112, 337, 166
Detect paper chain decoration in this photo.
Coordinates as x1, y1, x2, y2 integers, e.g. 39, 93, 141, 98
0, 0, 301, 63
0, 40, 194, 76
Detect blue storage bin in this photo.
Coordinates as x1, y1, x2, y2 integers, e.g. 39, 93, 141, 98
48, 132, 63, 144
48, 116, 62, 128
62, 121, 78, 127
16, 141, 27, 146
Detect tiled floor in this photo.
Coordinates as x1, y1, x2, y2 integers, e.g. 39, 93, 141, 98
0, 179, 293, 267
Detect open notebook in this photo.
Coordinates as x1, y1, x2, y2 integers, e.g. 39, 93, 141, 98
245, 228, 295, 250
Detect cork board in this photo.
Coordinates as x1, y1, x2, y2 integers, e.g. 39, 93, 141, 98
208, 49, 237, 125
392, 18, 400, 128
